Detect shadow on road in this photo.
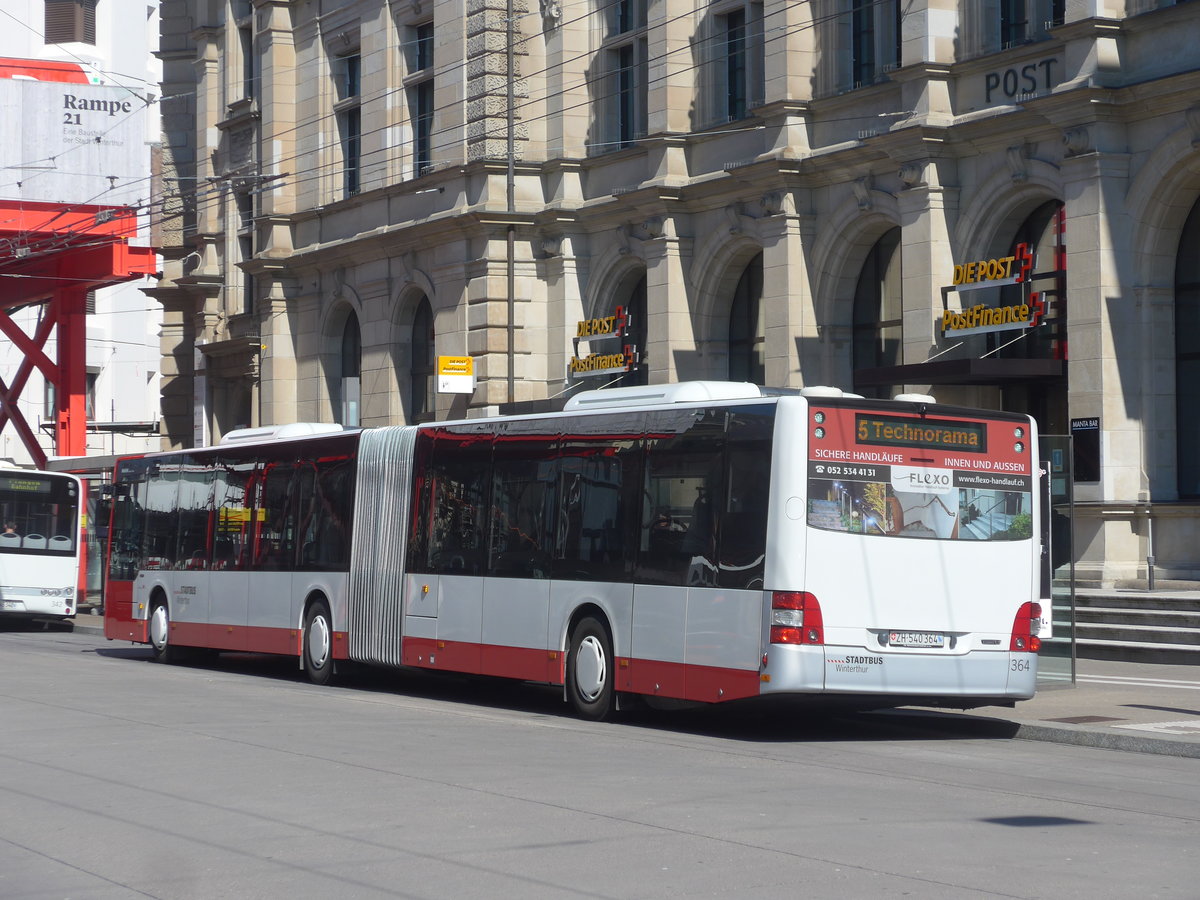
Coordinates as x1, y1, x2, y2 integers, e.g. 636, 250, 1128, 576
87, 641, 1022, 745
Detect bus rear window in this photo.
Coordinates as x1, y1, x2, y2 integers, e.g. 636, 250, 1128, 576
809, 406, 1032, 542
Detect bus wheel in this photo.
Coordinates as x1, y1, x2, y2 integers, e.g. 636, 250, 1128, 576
148, 599, 179, 664
567, 616, 614, 721
303, 600, 335, 686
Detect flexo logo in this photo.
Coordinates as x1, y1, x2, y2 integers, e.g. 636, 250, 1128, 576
891, 465, 954, 494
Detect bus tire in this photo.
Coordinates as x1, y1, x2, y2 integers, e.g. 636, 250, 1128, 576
303, 599, 335, 686
148, 598, 179, 664
567, 616, 614, 721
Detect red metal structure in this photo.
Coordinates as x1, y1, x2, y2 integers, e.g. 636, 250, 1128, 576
0, 59, 156, 467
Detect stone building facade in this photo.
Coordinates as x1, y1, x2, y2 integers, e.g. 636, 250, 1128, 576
154, 0, 1200, 587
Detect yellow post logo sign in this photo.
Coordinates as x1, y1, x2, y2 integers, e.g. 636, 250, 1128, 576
941, 242, 1046, 337
570, 305, 637, 379
437, 356, 476, 394
952, 242, 1034, 291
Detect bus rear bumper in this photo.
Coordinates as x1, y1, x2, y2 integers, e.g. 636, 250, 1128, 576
760, 644, 1038, 702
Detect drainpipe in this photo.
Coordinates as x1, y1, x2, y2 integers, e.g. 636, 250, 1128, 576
506, 0, 516, 405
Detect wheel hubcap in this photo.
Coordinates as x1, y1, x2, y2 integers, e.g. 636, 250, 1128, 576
308, 614, 330, 669
150, 606, 168, 650
575, 635, 606, 701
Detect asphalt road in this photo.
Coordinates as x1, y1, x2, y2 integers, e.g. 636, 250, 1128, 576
1, 624, 1196, 899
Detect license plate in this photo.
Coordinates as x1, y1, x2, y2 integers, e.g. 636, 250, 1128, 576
889, 631, 944, 648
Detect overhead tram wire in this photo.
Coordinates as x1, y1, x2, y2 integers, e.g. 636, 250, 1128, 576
173, 0, 870, 192
207, 0, 897, 201
4, 0, 910, 264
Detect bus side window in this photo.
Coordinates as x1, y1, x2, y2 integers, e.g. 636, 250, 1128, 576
212, 459, 254, 571
141, 463, 182, 571
638, 448, 724, 587
425, 435, 489, 576
253, 461, 298, 571
489, 442, 556, 580
313, 454, 354, 570
108, 467, 146, 580
554, 434, 640, 583
174, 457, 213, 571
717, 441, 770, 589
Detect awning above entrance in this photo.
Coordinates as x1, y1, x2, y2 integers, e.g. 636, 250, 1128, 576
853, 357, 1066, 387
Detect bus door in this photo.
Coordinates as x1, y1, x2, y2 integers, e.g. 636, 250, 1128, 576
206, 459, 255, 651
634, 407, 767, 703
481, 435, 556, 682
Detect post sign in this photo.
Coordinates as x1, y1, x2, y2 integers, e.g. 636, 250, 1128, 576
569, 305, 638, 379
437, 356, 475, 394
939, 242, 1046, 339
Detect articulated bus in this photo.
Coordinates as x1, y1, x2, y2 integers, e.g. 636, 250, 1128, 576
103, 382, 1043, 719
0, 468, 83, 619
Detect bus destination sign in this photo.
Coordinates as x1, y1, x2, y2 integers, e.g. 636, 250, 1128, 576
0, 476, 51, 494
855, 414, 988, 454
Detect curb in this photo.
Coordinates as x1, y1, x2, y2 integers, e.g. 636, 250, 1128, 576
881, 709, 1200, 759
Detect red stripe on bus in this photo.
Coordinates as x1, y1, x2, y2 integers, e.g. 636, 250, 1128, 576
625, 657, 760, 703
103, 581, 146, 642
405, 638, 758, 702
403, 638, 557, 683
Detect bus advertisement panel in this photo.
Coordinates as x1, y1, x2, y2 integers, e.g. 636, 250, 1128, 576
807, 406, 1034, 542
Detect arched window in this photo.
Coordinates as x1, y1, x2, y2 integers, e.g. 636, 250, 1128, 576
410, 296, 435, 422
728, 253, 764, 384
990, 200, 1064, 361
339, 312, 361, 426
615, 275, 648, 387
1176, 198, 1200, 498
852, 228, 902, 395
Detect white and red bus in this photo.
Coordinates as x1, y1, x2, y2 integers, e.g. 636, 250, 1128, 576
0, 468, 84, 620
103, 382, 1043, 718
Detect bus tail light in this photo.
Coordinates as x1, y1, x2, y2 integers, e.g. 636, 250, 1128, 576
1010, 601, 1042, 653
771, 592, 823, 645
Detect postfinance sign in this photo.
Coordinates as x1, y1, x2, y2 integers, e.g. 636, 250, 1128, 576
941, 297, 1045, 337
940, 242, 1046, 337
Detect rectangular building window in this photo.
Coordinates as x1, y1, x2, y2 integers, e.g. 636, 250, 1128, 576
239, 24, 256, 100
699, 2, 764, 127
44, 0, 96, 44
235, 190, 255, 316
850, 0, 900, 88
595, 0, 647, 152
43, 371, 98, 419
333, 53, 361, 197
407, 23, 435, 177
1000, 0, 1028, 47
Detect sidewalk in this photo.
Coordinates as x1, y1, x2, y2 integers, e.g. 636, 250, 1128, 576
66, 613, 1200, 757
886, 657, 1200, 757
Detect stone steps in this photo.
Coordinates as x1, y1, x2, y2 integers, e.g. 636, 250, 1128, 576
1050, 592, 1200, 664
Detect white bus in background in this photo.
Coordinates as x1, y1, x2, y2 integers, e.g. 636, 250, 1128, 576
104, 382, 1044, 719
0, 469, 83, 619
